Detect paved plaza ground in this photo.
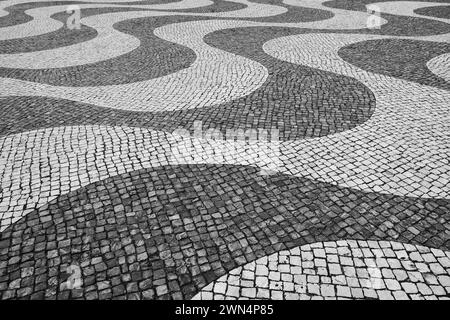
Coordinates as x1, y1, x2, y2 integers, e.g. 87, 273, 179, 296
0, 0, 449, 300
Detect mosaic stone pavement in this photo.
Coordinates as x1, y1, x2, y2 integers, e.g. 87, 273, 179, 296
0, 0, 449, 300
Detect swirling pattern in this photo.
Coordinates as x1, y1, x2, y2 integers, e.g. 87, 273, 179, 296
0, 0, 448, 300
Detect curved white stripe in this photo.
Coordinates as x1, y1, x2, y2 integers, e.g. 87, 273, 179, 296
0, 3, 389, 109
0, 0, 286, 69
0, 0, 208, 19
0, 10, 144, 69
264, 33, 450, 200
0, 125, 282, 231
0, 101, 448, 234
0, 1, 447, 232
0, 0, 390, 71
0, 0, 213, 41
283, 0, 389, 29
0, 20, 270, 112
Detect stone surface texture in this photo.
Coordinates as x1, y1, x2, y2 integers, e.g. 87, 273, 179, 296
0, 0, 449, 300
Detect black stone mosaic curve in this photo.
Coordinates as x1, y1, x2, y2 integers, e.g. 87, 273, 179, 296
0, 164, 448, 299
323, 0, 450, 36
1, 4, 209, 54
0, 34, 375, 141
0, 25, 376, 141
180, 26, 376, 140
1, 1, 448, 87
0, 0, 247, 55
0, 0, 179, 28
0, 14, 202, 86
0, 0, 334, 85
0, 2, 42, 28
0, 9, 99, 54
415, 5, 450, 20
338, 39, 450, 90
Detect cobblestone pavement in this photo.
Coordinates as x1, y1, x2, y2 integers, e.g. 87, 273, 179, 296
0, 0, 449, 300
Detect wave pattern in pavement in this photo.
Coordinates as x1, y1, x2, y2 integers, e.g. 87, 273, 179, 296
0, 0, 449, 300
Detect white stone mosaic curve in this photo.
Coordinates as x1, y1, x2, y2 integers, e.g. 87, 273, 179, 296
263, 33, 450, 200
0, 0, 285, 41
0, 1, 449, 233
0, 113, 447, 233
0, 125, 283, 231
0, 0, 214, 41
370, 1, 450, 23
0, 0, 391, 69
193, 240, 450, 300
0, 0, 390, 110
427, 53, 450, 81
0, 0, 287, 69
0, 19, 270, 112
0, 10, 144, 69
0, 126, 168, 231
0, 0, 211, 20
1, 35, 449, 228
0, 9, 390, 112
